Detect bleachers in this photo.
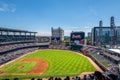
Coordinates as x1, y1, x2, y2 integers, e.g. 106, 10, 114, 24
0, 42, 36, 53
0, 47, 38, 65
0, 26, 119, 80
2, 70, 119, 80
49, 45, 70, 50
0, 43, 120, 80
79, 45, 120, 79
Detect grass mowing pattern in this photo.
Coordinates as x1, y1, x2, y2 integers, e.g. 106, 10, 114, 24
0, 49, 96, 79
25, 49, 96, 77
6, 62, 36, 74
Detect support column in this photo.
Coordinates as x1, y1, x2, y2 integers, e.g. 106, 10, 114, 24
1, 31, 2, 35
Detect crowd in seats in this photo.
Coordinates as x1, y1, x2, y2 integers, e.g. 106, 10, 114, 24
0, 35, 35, 43
0, 40, 51, 65
1, 43, 120, 80
90, 50, 111, 66
79, 45, 120, 78
0, 42, 37, 53
0, 47, 38, 65
17, 71, 118, 80
81, 71, 119, 80
3, 71, 119, 80
49, 45, 70, 50
80, 46, 95, 54
90, 49, 120, 74
80, 45, 119, 65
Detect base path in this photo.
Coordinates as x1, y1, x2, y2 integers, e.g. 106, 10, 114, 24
21, 58, 48, 75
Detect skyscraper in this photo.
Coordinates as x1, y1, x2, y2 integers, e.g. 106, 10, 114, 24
51, 27, 64, 44
91, 16, 120, 48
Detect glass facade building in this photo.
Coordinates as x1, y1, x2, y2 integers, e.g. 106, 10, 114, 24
92, 27, 120, 46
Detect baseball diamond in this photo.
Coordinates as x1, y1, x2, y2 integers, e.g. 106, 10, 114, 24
0, 49, 96, 79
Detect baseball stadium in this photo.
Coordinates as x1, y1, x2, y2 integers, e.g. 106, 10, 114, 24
0, 27, 119, 80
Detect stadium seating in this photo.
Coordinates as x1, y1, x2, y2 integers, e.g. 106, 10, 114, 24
0, 42, 37, 53
0, 47, 38, 65
4, 71, 118, 80
49, 44, 70, 50
0, 27, 119, 80
79, 45, 120, 79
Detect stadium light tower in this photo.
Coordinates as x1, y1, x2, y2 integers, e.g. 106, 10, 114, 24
99, 20, 103, 46
110, 16, 115, 27
110, 16, 116, 48
99, 20, 103, 27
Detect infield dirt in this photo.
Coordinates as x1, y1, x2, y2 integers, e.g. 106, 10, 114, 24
21, 58, 48, 75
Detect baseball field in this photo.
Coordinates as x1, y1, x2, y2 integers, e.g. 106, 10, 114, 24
0, 49, 96, 79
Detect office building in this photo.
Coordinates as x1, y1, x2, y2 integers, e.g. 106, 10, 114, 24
51, 27, 64, 44
91, 16, 120, 47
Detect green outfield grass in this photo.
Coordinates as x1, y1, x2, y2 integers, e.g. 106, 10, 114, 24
0, 49, 96, 79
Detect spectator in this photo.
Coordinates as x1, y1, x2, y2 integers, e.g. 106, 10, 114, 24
14, 78, 19, 80
83, 75, 87, 80
93, 71, 103, 80
58, 77, 62, 80
55, 77, 58, 80
48, 77, 53, 80
31, 78, 35, 80
64, 76, 70, 80
108, 74, 117, 80
37, 78, 42, 80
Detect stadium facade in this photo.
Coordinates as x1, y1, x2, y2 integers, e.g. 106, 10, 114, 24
0, 27, 37, 43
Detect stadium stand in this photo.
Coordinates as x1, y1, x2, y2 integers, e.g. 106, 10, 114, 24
25, 71, 119, 80
0, 27, 50, 66
0, 27, 37, 43
49, 44, 70, 50
0, 27, 120, 80
79, 45, 120, 80
48, 44, 120, 80
0, 47, 38, 65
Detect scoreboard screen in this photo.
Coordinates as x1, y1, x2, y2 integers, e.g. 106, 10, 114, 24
70, 32, 85, 44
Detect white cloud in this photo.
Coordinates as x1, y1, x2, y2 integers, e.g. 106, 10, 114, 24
11, 8, 16, 12
0, 7, 4, 11
0, 3, 16, 12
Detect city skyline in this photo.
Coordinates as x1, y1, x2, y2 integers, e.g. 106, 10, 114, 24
0, 0, 120, 36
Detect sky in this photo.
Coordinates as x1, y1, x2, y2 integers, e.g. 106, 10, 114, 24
0, 0, 120, 36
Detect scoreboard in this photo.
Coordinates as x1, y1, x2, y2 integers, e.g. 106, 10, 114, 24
70, 32, 85, 45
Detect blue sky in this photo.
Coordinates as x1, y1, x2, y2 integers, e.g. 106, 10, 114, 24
0, 0, 120, 36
